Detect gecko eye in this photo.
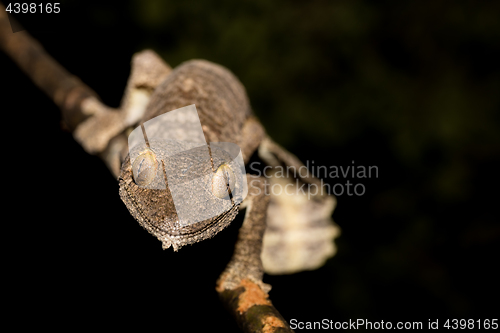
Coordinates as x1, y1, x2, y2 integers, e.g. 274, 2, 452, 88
132, 148, 158, 187
212, 163, 236, 199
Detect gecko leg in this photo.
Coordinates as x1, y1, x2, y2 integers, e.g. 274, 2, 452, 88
238, 116, 266, 164
74, 50, 172, 177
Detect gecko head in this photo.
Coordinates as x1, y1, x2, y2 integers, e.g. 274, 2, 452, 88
118, 140, 245, 251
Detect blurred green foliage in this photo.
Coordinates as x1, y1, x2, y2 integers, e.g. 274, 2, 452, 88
123, 0, 500, 201
122, 0, 500, 320
15, 0, 498, 324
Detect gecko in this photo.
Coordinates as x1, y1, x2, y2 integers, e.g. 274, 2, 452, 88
0, 6, 338, 329
73, 50, 340, 286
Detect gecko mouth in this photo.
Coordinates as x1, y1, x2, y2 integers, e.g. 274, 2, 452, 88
119, 173, 240, 247
170, 202, 240, 237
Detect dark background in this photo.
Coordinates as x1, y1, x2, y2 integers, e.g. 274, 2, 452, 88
2, 0, 499, 331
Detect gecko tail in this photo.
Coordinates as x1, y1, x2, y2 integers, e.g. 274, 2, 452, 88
258, 137, 340, 275
261, 176, 340, 275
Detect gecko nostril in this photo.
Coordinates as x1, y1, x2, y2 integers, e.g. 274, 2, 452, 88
212, 163, 235, 199
132, 148, 158, 187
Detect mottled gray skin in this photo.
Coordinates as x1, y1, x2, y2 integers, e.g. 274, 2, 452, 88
117, 57, 337, 278
118, 60, 265, 251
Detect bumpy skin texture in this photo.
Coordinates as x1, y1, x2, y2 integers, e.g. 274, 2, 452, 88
117, 57, 338, 274
118, 60, 263, 251
143, 60, 251, 143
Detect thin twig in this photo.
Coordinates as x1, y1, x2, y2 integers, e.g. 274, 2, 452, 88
0, 3, 101, 131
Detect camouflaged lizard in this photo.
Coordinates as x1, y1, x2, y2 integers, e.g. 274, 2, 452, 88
0, 6, 338, 328
72, 51, 339, 287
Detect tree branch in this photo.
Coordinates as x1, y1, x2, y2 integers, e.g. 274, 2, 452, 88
218, 279, 292, 333
216, 175, 293, 333
0, 3, 100, 132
